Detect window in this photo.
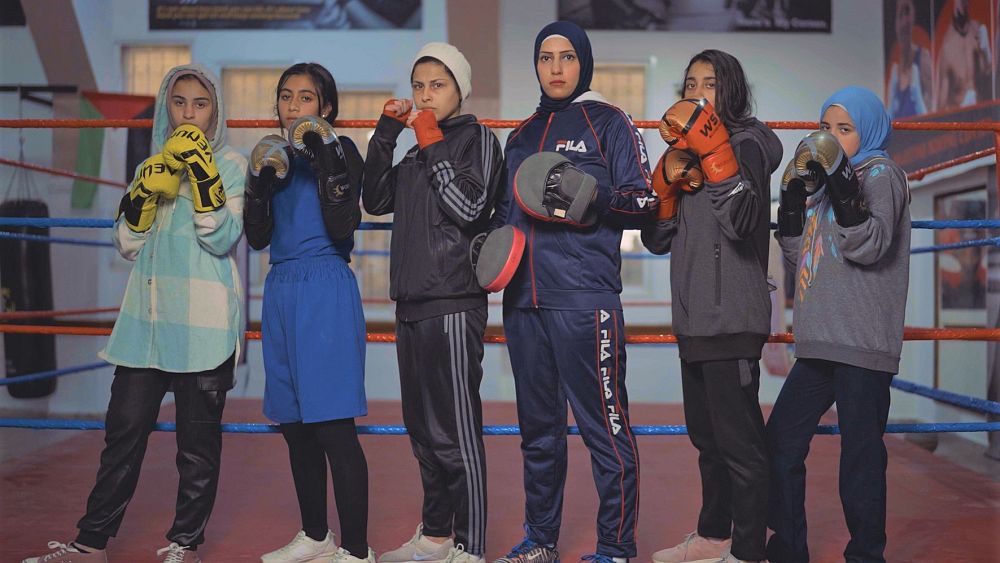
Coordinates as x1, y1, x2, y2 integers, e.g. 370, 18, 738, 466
592, 63, 646, 118
122, 45, 191, 96
222, 67, 286, 153
594, 63, 648, 287
337, 91, 394, 304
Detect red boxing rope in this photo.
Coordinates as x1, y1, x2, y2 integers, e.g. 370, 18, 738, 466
1, 324, 999, 343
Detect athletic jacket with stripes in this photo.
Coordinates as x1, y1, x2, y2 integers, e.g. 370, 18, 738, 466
364, 113, 504, 321
496, 92, 657, 310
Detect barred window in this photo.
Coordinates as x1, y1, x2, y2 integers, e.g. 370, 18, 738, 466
122, 45, 191, 96
594, 63, 648, 287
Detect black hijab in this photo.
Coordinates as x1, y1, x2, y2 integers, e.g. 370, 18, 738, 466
534, 20, 594, 114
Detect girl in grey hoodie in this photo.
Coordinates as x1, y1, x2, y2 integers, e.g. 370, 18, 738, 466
767, 86, 910, 563
643, 50, 783, 563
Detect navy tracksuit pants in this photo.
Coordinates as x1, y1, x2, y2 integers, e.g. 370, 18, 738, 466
504, 307, 640, 558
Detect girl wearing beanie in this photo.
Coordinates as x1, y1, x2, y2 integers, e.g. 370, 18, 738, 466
364, 42, 505, 563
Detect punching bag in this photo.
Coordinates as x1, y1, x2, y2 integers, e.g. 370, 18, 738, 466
0, 199, 56, 398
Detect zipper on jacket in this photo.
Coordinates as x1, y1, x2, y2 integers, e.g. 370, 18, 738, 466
529, 223, 538, 307
538, 113, 555, 150
714, 242, 722, 306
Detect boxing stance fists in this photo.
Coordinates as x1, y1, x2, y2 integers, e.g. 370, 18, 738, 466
246, 134, 294, 202
794, 130, 869, 227
651, 149, 704, 221
288, 115, 360, 239
118, 154, 182, 232
162, 124, 225, 212
658, 98, 738, 183
288, 115, 351, 204
777, 160, 809, 237
382, 98, 413, 125
409, 110, 445, 149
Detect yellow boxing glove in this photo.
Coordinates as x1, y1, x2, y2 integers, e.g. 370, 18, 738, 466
162, 124, 225, 212
118, 154, 182, 232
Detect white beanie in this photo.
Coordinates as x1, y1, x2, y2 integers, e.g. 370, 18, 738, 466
413, 42, 472, 101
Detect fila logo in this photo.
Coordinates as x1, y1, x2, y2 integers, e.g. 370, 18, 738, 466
555, 139, 587, 152
607, 405, 622, 435
600, 328, 612, 363
629, 115, 649, 164
598, 310, 621, 435
699, 113, 721, 138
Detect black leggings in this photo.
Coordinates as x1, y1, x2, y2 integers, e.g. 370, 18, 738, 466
280, 418, 369, 558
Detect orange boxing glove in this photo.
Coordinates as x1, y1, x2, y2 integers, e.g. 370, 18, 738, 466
651, 149, 703, 220
410, 110, 444, 149
658, 98, 738, 183
662, 148, 704, 194
382, 98, 412, 124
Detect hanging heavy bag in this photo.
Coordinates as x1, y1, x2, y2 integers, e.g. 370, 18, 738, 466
0, 199, 56, 398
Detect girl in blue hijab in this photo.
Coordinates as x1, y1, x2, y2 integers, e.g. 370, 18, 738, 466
819, 85, 892, 166
768, 86, 911, 563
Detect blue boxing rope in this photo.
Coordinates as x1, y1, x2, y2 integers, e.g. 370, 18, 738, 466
0, 231, 113, 247
4, 217, 1000, 231
0, 217, 114, 228
0, 418, 997, 434
9, 216, 1000, 256
911, 237, 1000, 254
4, 228, 997, 255
0, 361, 110, 386
891, 378, 1000, 415
0, 217, 394, 230
911, 219, 1000, 229
768, 219, 1000, 231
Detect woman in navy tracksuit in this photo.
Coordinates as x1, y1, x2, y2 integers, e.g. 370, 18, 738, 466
493, 21, 659, 563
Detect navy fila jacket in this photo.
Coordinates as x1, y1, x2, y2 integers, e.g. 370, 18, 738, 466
496, 92, 658, 310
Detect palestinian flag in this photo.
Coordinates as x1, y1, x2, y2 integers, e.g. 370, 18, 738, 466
72, 91, 154, 208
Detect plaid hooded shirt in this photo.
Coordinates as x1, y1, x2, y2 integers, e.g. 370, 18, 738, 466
100, 64, 247, 373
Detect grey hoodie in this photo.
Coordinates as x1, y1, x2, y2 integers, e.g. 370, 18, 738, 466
776, 156, 910, 373
642, 119, 783, 361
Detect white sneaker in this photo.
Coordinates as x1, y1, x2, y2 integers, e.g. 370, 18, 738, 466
332, 546, 377, 563
22, 541, 108, 563
379, 525, 454, 563
156, 542, 201, 563
261, 530, 337, 563
445, 544, 485, 563
686, 551, 757, 563
651, 532, 730, 563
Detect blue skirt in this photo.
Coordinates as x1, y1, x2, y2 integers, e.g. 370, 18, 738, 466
262, 254, 367, 423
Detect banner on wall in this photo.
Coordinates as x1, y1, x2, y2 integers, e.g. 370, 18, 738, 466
558, 0, 830, 32
883, 0, 999, 171
0, 0, 26, 26
149, 0, 422, 30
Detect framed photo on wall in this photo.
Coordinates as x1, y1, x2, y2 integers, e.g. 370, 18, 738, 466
934, 186, 989, 395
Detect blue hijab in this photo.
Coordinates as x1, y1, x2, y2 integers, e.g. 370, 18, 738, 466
534, 21, 593, 114
820, 86, 892, 166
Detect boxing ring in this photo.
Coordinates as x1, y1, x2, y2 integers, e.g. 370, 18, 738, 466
0, 116, 998, 561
